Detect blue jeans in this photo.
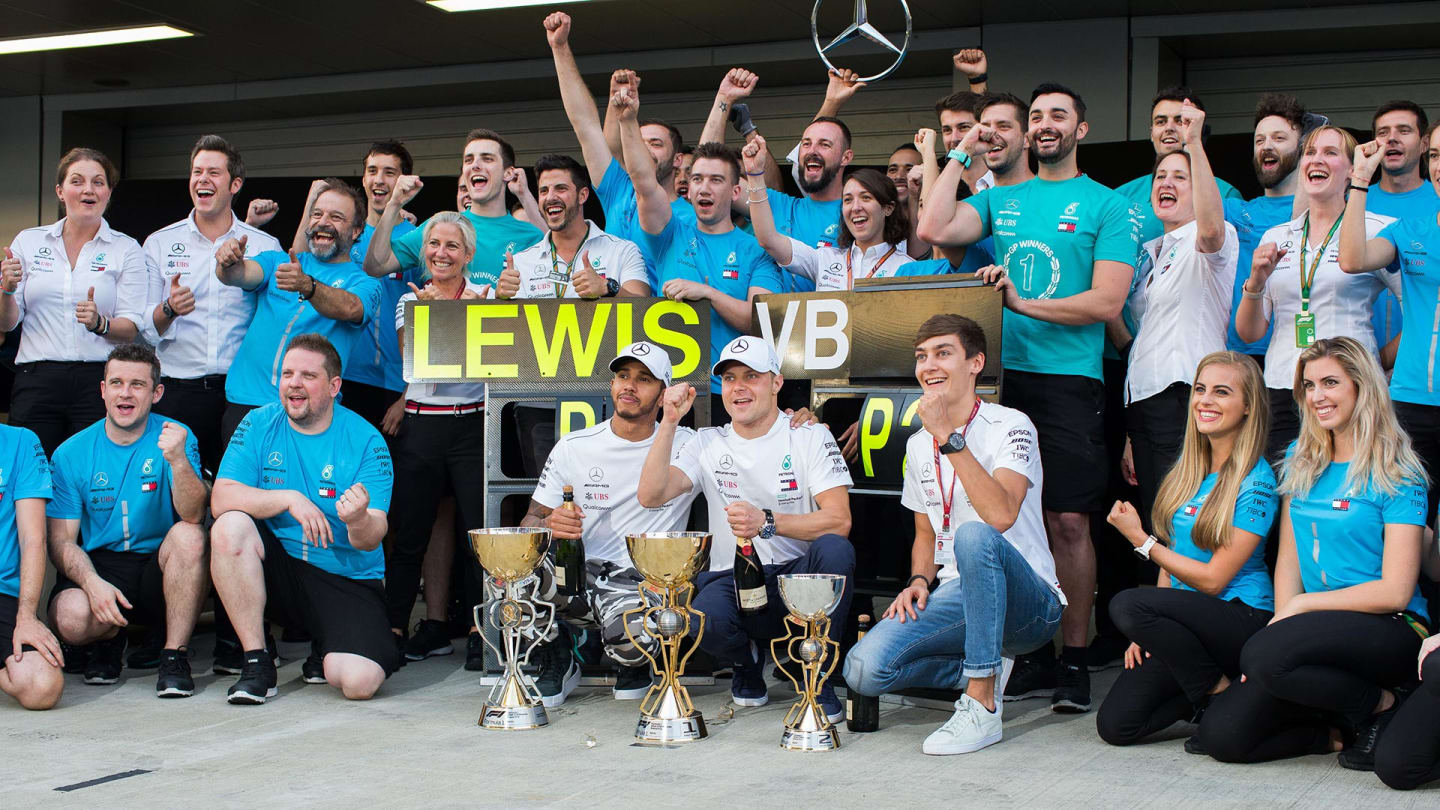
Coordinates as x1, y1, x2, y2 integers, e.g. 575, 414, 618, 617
843, 521, 1063, 694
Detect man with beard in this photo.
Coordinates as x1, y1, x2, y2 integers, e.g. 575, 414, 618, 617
211, 334, 396, 704
215, 179, 382, 445
496, 154, 650, 300
764, 116, 853, 259
517, 343, 699, 705
1363, 100, 1438, 348
918, 83, 1139, 715
1224, 93, 1308, 359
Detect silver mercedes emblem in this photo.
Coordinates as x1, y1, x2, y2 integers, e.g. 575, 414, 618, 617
720, 454, 734, 470
631, 343, 649, 356
589, 466, 604, 482
812, 0, 912, 83
733, 338, 750, 352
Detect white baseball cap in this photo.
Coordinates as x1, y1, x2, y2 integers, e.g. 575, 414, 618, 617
711, 336, 781, 376
610, 341, 673, 387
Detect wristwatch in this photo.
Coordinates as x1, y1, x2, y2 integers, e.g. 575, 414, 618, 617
161, 299, 176, 319
603, 277, 621, 297
759, 508, 776, 539
939, 429, 967, 455
946, 147, 972, 169
1135, 535, 1158, 560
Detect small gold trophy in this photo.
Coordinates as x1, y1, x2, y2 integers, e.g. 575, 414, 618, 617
623, 531, 712, 743
772, 573, 847, 751
468, 527, 553, 730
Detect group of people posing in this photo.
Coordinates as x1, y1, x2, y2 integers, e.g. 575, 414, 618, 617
0, 9, 1437, 791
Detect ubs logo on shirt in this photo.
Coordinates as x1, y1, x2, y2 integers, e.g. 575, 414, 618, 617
1401, 241, 1428, 272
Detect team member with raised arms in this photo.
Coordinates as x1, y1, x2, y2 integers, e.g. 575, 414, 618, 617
1097, 352, 1276, 749
0, 147, 148, 456
1198, 337, 1430, 771
0, 424, 60, 710
1235, 126, 1401, 460
210, 334, 396, 704
1360, 101, 1437, 349
638, 337, 854, 721
843, 315, 1063, 755
46, 344, 208, 696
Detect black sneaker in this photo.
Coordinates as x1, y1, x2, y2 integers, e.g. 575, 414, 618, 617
84, 632, 127, 685
127, 626, 165, 669
613, 664, 652, 700
1002, 651, 1057, 702
404, 619, 455, 661
60, 640, 90, 674
156, 648, 195, 698
1183, 734, 1207, 755
226, 650, 278, 704
535, 627, 581, 708
1051, 662, 1092, 713
464, 631, 485, 672
1337, 702, 1400, 771
215, 632, 277, 674
301, 641, 326, 685
1086, 633, 1128, 672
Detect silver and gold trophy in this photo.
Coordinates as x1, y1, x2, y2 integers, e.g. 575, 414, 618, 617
468, 527, 553, 730
622, 531, 712, 743
772, 573, 847, 751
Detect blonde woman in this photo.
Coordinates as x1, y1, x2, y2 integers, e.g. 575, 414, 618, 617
1234, 127, 1401, 460
1098, 352, 1275, 749
1199, 337, 1429, 771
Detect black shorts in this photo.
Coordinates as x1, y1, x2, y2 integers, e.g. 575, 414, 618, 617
256, 521, 399, 676
1, 592, 20, 666
51, 549, 166, 626
1001, 368, 1108, 513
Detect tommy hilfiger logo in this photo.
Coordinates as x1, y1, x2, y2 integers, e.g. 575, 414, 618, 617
141, 481, 158, 492
1183, 505, 1198, 516
318, 485, 337, 498
722, 268, 739, 279
1057, 222, 1076, 233
1331, 499, 1350, 511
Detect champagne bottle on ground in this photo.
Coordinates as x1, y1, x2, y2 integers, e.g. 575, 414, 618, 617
733, 535, 768, 613
847, 614, 880, 732
553, 486, 585, 597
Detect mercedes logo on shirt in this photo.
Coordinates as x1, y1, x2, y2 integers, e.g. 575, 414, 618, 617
719, 454, 734, 470
589, 467, 604, 482
93, 472, 109, 487
170, 243, 186, 254
267, 452, 284, 467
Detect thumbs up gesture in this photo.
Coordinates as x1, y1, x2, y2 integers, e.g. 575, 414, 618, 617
1, 246, 21, 294
495, 249, 521, 299
167, 272, 196, 317
570, 250, 606, 299
75, 286, 101, 331
215, 234, 249, 268
275, 250, 311, 294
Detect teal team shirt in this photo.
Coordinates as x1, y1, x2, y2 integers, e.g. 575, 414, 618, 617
1224, 195, 1293, 353
636, 218, 782, 392
1167, 461, 1278, 611
1380, 215, 1440, 406
1369, 184, 1440, 350
596, 160, 695, 289
48, 415, 201, 556
1287, 457, 1431, 620
0, 426, 52, 597
225, 251, 383, 406
963, 176, 1140, 381
218, 403, 393, 580
345, 221, 416, 392
392, 209, 541, 288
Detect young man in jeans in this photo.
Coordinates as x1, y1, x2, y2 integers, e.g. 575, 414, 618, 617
842, 314, 1065, 755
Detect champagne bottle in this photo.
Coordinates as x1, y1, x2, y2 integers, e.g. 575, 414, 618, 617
733, 535, 768, 613
553, 485, 585, 597
847, 614, 880, 732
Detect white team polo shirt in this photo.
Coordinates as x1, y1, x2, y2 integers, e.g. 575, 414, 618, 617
394, 281, 491, 405
533, 420, 699, 566
1258, 211, 1401, 390
784, 238, 918, 291
900, 401, 1063, 602
7, 217, 148, 364
509, 220, 648, 298
672, 411, 852, 569
141, 212, 283, 378
1125, 220, 1239, 404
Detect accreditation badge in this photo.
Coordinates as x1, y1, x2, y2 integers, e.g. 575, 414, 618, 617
933, 529, 955, 567
1294, 311, 1316, 348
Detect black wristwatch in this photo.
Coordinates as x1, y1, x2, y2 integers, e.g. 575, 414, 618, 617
603, 277, 621, 297
907, 573, 931, 590
759, 508, 776, 539
939, 429, 967, 455
161, 299, 176, 319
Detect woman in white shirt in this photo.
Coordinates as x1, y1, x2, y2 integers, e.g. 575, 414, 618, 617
0, 148, 147, 454
1113, 100, 1240, 527
1234, 126, 1400, 461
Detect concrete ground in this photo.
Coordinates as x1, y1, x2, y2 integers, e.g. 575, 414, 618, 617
2, 636, 1434, 809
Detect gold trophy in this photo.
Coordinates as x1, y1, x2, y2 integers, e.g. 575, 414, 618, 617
622, 531, 712, 744
772, 573, 847, 751
468, 527, 553, 730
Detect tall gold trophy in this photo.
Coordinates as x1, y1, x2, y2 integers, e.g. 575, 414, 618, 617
622, 531, 712, 743
772, 573, 847, 751
468, 527, 553, 730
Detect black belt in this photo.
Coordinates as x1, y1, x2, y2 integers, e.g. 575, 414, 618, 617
163, 374, 227, 391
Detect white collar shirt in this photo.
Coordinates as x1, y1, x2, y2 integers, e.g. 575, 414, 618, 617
8, 217, 148, 364
141, 211, 283, 378
509, 221, 648, 298
783, 238, 917, 291
394, 281, 492, 405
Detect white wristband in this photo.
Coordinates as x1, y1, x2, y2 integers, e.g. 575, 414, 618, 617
1135, 535, 1158, 560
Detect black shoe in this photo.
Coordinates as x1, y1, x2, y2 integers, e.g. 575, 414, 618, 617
1086, 634, 1128, 672
1337, 702, 1401, 771
127, 626, 165, 669
226, 650, 278, 704
1183, 734, 1207, 755
404, 619, 455, 661
215, 633, 277, 674
535, 627, 581, 708
156, 648, 195, 698
1051, 662, 1092, 713
302, 641, 326, 685
84, 632, 127, 685
464, 631, 485, 672
60, 640, 90, 674
1003, 651, 1058, 702
613, 664, 652, 700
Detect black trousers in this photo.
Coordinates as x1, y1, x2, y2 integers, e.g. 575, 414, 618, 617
154, 375, 227, 477
1375, 651, 1440, 790
1198, 610, 1421, 763
10, 361, 105, 456
383, 410, 487, 631
1265, 387, 1301, 464
220, 401, 259, 453
1125, 382, 1190, 530
1097, 587, 1271, 746
1093, 355, 1146, 644
1395, 401, 1440, 518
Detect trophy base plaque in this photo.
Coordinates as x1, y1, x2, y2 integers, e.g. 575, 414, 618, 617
635, 710, 707, 743
480, 703, 548, 730
781, 724, 841, 752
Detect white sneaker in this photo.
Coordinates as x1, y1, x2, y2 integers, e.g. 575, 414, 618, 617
922, 693, 1003, 755
997, 656, 1014, 698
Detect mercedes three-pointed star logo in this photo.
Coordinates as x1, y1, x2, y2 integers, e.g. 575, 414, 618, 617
811, 0, 912, 83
